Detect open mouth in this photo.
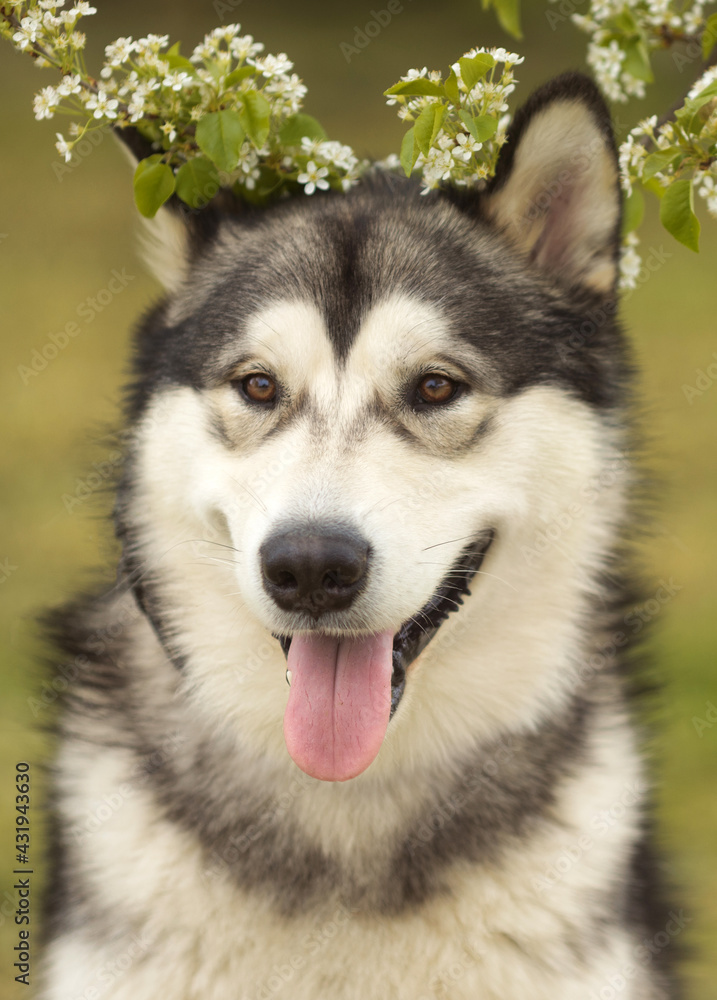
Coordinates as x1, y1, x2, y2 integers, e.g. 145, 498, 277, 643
274, 530, 494, 781
275, 531, 494, 715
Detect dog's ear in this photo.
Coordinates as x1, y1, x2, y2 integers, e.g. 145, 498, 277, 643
114, 126, 231, 293
484, 72, 621, 295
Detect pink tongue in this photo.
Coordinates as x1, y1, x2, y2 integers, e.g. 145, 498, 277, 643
283, 629, 394, 782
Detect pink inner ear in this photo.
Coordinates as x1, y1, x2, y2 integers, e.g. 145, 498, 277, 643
529, 175, 583, 274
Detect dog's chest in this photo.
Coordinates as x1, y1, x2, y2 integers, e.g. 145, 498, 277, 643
50, 762, 649, 1000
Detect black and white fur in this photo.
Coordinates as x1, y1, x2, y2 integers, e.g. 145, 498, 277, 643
39, 74, 678, 999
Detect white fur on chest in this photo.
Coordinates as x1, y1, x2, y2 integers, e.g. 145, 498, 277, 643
41, 721, 657, 1000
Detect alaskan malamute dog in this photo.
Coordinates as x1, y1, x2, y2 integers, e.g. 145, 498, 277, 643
40, 73, 678, 999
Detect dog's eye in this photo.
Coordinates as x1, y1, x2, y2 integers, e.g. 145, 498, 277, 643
240, 373, 277, 405
414, 374, 461, 407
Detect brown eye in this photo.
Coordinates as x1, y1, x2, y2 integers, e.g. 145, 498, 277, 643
415, 374, 460, 407
241, 373, 277, 405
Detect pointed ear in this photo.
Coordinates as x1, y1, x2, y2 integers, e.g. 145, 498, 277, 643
485, 73, 621, 295
111, 126, 190, 291
113, 125, 232, 293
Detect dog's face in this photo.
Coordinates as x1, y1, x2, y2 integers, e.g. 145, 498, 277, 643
119, 75, 629, 782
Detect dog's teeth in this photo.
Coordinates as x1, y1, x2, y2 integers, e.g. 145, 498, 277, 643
286, 670, 292, 687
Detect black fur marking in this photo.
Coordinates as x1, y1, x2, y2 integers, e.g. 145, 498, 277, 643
124, 139, 630, 430
141, 689, 595, 917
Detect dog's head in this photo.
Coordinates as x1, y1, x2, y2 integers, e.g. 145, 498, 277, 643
117, 73, 629, 782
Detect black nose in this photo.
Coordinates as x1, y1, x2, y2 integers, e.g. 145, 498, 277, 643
260, 526, 369, 615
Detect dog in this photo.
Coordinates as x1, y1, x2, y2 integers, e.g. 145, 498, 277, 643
38, 72, 678, 999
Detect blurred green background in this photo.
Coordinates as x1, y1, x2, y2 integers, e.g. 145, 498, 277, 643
0, 0, 715, 996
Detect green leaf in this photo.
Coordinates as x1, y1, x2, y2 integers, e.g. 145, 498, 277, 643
458, 53, 495, 91
676, 85, 717, 136
444, 69, 460, 105
622, 187, 644, 236
224, 66, 256, 88
278, 113, 328, 145
165, 53, 195, 73
677, 84, 717, 116
660, 178, 700, 252
703, 13, 717, 60
642, 177, 666, 200
622, 38, 654, 83
414, 103, 446, 157
239, 91, 271, 148
642, 148, 682, 182
400, 127, 419, 177
613, 10, 640, 34
133, 157, 175, 218
492, 0, 522, 39
164, 41, 195, 73
384, 79, 447, 98
195, 110, 245, 172
459, 112, 499, 142
174, 156, 221, 209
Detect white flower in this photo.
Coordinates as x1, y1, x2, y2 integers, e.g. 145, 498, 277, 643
208, 24, 242, 43
135, 34, 169, 57
72, 2, 97, 14
300, 137, 323, 157
57, 73, 82, 97
264, 73, 307, 111
375, 153, 402, 172
618, 135, 647, 193
453, 133, 483, 162
698, 176, 717, 217
619, 233, 642, 290
251, 53, 293, 78
84, 88, 120, 120
423, 147, 454, 188
163, 71, 193, 91
241, 167, 261, 190
33, 86, 60, 120
104, 37, 135, 67
313, 140, 357, 173
160, 122, 177, 142
631, 115, 657, 138
190, 39, 217, 62
403, 67, 428, 80
127, 93, 146, 122
297, 160, 330, 194
688, 66, 717, 100
55, 132, 72, 163
491, 47, 524, 65
229, 34, 264, 61
13, 14, 43, 50
588, 39, 627, 101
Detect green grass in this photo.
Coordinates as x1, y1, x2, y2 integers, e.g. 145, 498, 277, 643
1, 3, 716, 998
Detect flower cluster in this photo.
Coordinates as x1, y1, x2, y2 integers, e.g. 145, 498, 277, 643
4, 0, 717, 291
556, 0, 715, 103
384, 48, 522, 194
616, 65, 717, 284
0, 2, 366, 214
